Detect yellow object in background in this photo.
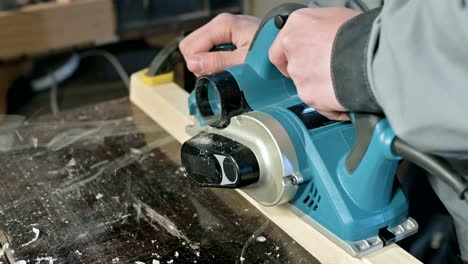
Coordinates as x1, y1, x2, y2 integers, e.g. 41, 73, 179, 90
140, 69, 174, 86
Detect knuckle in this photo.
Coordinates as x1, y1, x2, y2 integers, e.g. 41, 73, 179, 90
205, 54, 222, 73
268, 48, 279, 64
288, 11, 300, 21
296, 8, 310, 16
299, 92, 316, 107
281, 34, 292, 47
287, 10, 305, 24
207, 54, 218, 68
179, 39, 188, 54
215, 13, 234, 23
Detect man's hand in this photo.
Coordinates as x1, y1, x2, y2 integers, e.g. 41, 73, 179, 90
269, 8, 360, 120
179, 13, 261, 76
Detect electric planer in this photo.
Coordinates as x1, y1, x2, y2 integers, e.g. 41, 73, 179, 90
177, 3, 468, 257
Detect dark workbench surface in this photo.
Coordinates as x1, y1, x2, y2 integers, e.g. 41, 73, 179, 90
0, 98, 318, 264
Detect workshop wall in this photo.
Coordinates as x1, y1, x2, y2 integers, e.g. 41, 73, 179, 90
0, 0, 243, 116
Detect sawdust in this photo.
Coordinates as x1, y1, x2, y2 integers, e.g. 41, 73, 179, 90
47, 127, 102, 151
59, 136, 173, 193
35, 257, 57, 264
133, 199, 200, 252
189, 133, 213, 145
32, 137, 38, 150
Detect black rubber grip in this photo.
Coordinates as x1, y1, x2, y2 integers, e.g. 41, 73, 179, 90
147, 37, 183, 77
345, 113, 383, 173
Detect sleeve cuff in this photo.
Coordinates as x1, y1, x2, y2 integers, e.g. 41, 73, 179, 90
331, 8, 382, 113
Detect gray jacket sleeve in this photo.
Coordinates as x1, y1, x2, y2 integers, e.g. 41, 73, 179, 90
309, 0, 382, 11
312, 3, 468, 261
330, 1, 468, 157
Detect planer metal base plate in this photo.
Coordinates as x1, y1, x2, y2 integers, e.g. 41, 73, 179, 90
287, 204, 418, 257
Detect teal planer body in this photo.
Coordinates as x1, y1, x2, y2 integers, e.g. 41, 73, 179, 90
181, 4, 418, 256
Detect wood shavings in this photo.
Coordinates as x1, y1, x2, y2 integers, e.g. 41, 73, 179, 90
239, 221, 269, 264
21, 228, 40, 247
15, 130, 23, 142
46, 127, 102, 151
66, 158, 76, 167
130, 148, 142, 155
133, 200, 199, 252
32, 137, 38, 150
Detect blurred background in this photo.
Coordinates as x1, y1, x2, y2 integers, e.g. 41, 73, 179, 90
0, 0, 309, 117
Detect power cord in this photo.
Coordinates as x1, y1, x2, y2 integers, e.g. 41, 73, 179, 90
392, 137, 468, 201
79, 49, 130, 89
49, 74, 59, 115
47, 49, 130, 114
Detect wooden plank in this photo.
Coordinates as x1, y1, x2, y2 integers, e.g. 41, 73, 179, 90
0, 0, 116, 60
130, 72, 193, 143
129, 70, 422, 264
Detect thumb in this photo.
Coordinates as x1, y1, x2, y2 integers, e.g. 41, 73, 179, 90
269, 33, 289, 77
186, 49, 247, 75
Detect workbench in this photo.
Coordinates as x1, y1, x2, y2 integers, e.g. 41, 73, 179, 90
0, 98, 319, 263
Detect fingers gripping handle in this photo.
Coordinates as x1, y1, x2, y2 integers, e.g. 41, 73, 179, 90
244, 3, 305, 81
248, 3, 306, 51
